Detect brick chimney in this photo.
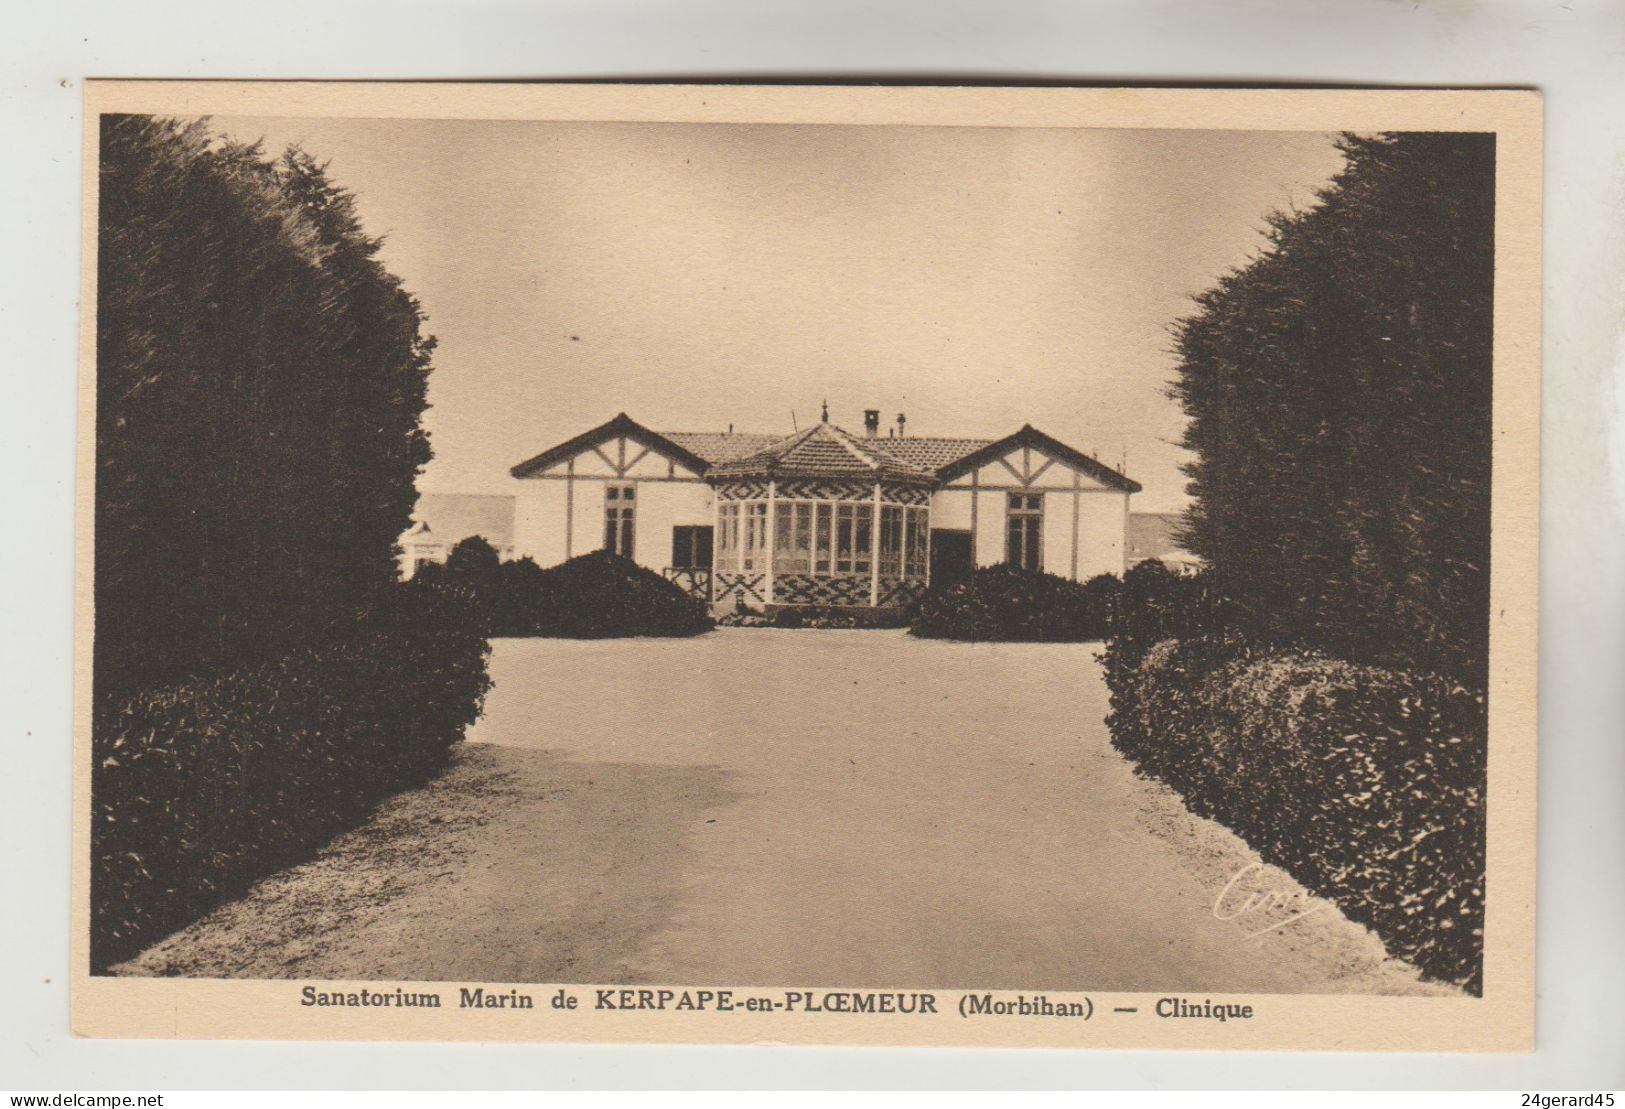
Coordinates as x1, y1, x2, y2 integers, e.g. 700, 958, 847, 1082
863, 409, 880, 438
896, 412, 907, 438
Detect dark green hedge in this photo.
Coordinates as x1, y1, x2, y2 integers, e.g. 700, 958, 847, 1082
97, 116, 435, 707
1105, 633, 1486, 993
1172, 133, 1493, 687
909, 564, 1120, 642
90, 584, 491, 971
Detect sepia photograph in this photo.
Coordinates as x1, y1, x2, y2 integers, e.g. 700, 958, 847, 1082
70, 82, 1541, 1051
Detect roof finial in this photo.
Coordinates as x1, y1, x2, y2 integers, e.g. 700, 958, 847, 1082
820, 399, 829, 424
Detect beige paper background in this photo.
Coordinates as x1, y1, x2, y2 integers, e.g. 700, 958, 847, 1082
71, 81, 1542, 1052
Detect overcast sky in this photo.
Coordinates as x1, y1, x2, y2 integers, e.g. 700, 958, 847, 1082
213, 117, 1347, 512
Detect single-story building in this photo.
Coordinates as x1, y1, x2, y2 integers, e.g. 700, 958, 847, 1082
509, 409, 1141, 613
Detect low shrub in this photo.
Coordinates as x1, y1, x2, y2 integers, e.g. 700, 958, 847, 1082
1101, 561, 1247, 753
909, 564, 1120, 641
1107, 637, 1487, 992
715, 611, 772, 628
1104, 559, 1232, 658
90, 582, 492, 971
417, 545, 712, 638
496, 550, 712, 638
715, 605, 911, 629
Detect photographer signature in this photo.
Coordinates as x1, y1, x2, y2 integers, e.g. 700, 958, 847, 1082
1212, 861, 1329, 940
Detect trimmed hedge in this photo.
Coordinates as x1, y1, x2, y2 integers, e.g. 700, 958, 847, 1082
1172, 133, 1493, 688
90, 584, 491, 971
97, 116, 436, 707
909, 564, 1120, 642
1105, 634, 1486, 993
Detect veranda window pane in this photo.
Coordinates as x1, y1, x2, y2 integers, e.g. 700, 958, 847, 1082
774, 504, 793, 573
795, 503, 812, 561
815, 503, 832, 574
718, 506, 737, 571
745, 504, 767, 571
854, 504, 872, 574
879, 505, 902, 576
907, 509, 929, 577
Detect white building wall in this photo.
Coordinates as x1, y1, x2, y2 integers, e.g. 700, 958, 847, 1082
515, 482, 569, 566
572, 478, 607, 558
630, 481, 713, 573
974, 490, 1006, 568
1041, 490, 1077, 577
929, 487, 973, 530
1074, 492, 1130, 579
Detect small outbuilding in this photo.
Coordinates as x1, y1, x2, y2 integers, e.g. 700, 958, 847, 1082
397, 493, 517, 579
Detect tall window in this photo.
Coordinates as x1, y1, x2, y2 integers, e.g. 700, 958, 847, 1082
605, 483, 635, 558
1007, 492, 1043, 571
742, 502, 768, 571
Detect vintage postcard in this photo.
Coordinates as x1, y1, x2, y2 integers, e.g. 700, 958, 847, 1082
73, 82, 1540, 1051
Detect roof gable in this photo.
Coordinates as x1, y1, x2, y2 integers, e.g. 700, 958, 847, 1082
510, 413, 712, 479
709, 422, 937, 482
935, 425, 1141, 493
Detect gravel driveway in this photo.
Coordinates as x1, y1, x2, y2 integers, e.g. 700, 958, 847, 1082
117, 629, 1448, 995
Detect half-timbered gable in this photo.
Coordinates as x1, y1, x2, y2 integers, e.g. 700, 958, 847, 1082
931, 425, 1140, 583
510, 413, 717, 574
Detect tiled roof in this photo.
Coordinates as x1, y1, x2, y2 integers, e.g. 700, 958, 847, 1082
935, 425, 1142, 493
709, 423, 938, 482
666, 430, 990, 472
659, 431, 786, 465
510, 414, 1140, 491
871, 436, 994, 472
